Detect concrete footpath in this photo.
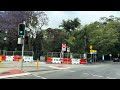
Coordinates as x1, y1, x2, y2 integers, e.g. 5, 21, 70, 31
0, 61, 32, 79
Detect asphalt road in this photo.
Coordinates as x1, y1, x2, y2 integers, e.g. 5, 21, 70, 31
4, 61, 120, 79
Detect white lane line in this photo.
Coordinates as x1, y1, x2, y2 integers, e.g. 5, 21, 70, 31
91, 74, 103, 77
69, 71, 75, 72
0, 73, 31, 79
106, 77, 116, 79
33, 75, 47, 79
83, 73, 89, 75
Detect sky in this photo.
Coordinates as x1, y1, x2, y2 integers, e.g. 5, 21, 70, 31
42, 11, 120, 29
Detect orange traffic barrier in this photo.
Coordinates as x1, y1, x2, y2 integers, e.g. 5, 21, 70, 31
46, 57, 52, 63
2, 55, 6, 61
62, 58, 71, 64
80, 58, 87, 64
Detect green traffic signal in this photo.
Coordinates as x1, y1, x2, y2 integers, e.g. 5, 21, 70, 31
18, 23, 25, 36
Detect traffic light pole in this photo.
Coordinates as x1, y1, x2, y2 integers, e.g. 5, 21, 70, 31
21, 36, 24, 71
21, 21, 25, 71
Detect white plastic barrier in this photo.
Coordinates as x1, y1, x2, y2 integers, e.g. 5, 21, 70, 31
40, 56, 45, 61
52, 58, 61, 64
71, 59, 80, 64
6, 56, 13, 61
23, 56, 34, 62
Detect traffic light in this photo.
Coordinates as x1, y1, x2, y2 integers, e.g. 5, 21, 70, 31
18, 23, 25, 36
25, 36, 28, 44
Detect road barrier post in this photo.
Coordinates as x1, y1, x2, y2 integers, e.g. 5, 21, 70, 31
36, 58, 39, 70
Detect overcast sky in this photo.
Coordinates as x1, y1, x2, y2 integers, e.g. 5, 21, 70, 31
42, 11, 120, 29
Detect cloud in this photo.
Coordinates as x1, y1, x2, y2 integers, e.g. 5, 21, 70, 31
43, 11, 120, 29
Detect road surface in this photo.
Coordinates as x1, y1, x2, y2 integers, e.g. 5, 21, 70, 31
4, 61, 120, 79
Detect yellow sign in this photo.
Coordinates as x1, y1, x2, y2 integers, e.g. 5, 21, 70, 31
90, 50, 93, 52
90, 50, 97, 53
90, 45, 92, 50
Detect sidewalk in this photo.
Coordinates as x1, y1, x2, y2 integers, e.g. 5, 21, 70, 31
0, 62, 30, 79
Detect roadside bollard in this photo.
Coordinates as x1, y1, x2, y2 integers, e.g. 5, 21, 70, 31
36, 59, 39, 70
0, 55, 2, 64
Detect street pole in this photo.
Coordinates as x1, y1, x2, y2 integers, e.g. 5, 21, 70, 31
91, 53, 92, 63
67, 52, 68, 64
21, 21, 25, 71
21, 37, 24, 71
84, 35, 87, 63
95, 54, 96, 62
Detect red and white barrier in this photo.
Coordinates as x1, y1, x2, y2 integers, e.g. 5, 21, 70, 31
23, 56, 34, 62
13, 56, 22, 61
6, 56, 14, 61
46, 57, 87, 64
62, 58, 72, 64
80, 58, 87, 64
71, 58, 80, 64
46, 57, 52, 63
1, 55, 33, 62
2, 55, 6, 61
52, 58, 61, 64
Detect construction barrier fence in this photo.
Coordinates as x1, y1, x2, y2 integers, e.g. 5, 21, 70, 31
0, 51, 34, 62
46, 52, 87, 64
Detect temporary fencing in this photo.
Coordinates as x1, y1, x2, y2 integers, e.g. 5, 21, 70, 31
0, 51, 34, 62
46, 52, 87, 64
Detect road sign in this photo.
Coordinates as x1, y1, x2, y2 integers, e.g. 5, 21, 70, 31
62, 43, 66, 51
90, 45, 92, 50
83, 53, 87, 59
67, 46, 70, 52
90, 50, 97, 54
90, 50, 97, 52
17, 37, 22, 44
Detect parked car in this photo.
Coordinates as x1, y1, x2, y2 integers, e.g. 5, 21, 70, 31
113, 58, 120, 62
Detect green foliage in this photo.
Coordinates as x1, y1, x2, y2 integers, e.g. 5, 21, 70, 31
59, 18, 81, 34
1, 13, 120, 58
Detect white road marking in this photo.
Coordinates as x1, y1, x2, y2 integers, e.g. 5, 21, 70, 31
106, 77, 116, 79
83, 73, 89, 75
69, 71, 75, 72
33, 75, 47, 79
49, 66, 70, 69
91, 74, 103, 77
0, 73, 31, 79
116, 73, 120, 75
